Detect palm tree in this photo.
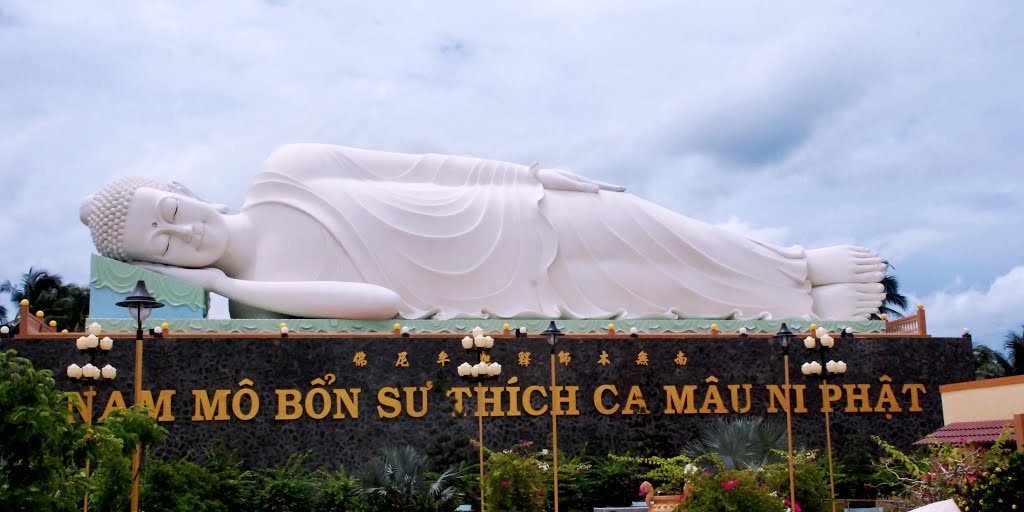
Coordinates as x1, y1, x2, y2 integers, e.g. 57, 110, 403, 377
1, 269, 91, 332
972, 345, 1012, 380
1, 268, 65, 318
355, 445, 464, 512
1001, 326, 1024, 375
869, 262, 907, 320
684, 416, 787, 470
52, 285, 90, 332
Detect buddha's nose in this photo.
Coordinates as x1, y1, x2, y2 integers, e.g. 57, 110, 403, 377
166, 225, 194, 242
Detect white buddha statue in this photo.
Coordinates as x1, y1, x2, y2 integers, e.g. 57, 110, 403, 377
80, 143, 886, 320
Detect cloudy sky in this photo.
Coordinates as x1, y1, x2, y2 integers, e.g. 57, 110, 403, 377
1, 1, 1021, 347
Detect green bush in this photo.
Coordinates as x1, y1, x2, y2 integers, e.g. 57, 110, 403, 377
554, 453, 637, 511
310, 468, 359, 512
253, 452, 318, 512
762, 450, 829, 512
0, 350, 165, 512
682, 468, 787, 512
86, 406, 168, 511
872, 434, 1016, 509
140, 448, 252, 512
482, 440, 548, 512
0, 349, 88, 511
956, 450, 1024, 512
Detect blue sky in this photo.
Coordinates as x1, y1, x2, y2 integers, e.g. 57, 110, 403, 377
1, 1, 1022, 347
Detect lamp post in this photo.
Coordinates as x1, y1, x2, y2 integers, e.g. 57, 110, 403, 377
541, 321, 563, 512
115, 280, 164, 512
774, 323, 798, 512
457, 327, 501, 512
66, 322, 116, 512
800, 327, 848, 512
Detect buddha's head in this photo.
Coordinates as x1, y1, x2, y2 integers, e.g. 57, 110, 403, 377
81, 177, 230, 268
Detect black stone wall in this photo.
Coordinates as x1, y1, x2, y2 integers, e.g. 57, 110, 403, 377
6, 335, 973, 470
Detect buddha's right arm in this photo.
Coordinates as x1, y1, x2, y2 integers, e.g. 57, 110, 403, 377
215, 278, 402, 319
129, 263, 402, 319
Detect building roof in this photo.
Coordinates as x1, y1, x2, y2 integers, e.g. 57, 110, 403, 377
913, 419, 1016, 445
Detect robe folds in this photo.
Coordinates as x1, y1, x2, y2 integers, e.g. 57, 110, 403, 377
243, 143, 812, 320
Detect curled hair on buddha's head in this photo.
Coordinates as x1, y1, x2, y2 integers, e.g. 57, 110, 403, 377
80, 177, 228, 261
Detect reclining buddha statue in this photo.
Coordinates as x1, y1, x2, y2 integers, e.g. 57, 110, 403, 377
80, 143, 886, 320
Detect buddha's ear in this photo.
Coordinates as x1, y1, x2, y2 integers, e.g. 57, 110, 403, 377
79, 196, 94, 225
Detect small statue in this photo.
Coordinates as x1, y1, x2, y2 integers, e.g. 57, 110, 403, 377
81, 143, 885, 320
639, 481, 692, 511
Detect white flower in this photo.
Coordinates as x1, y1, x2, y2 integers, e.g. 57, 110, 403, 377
537, 463, 549, 471
683, 463, 698, 475
541, 449, 549, 455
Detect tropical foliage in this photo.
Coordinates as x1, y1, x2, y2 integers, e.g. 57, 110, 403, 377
354, 445, 464, 512
1, 267, 91, 331
481, 439, 549, 512
972, 325, 1024, 379
0, 349, 165, 512
872, 432, 1019, 509
685, 416, 787, 470
681, 467, 788, 512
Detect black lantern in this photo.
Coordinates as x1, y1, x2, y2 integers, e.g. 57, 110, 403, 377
774, 323, 794, 353
115, 280, 164, 338
542, 320, 563, 353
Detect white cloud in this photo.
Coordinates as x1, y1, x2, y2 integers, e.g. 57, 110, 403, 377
0, 0, 1022, 328
867, 229, 948, 264
911, 266, 1024, 348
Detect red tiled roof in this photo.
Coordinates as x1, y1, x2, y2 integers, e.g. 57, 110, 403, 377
913, 419, 1016, 445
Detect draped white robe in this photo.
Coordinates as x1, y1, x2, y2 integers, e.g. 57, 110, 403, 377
242, 143, 812, 320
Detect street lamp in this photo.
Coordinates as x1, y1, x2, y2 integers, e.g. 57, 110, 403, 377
541, 320, 563, 512
773, 323, 798, 512
801, 326, 848, 512
457, 327, 501, 512
67, 322, 116, 512
115, 280, 163, 512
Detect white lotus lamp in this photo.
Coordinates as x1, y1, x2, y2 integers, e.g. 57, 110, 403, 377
82, 363, 99, 379
488, 362, 502, 376
809, 361, 822, 375
67, 364, 83, 379
101, 364, 117, 380
820, 334, 835, 348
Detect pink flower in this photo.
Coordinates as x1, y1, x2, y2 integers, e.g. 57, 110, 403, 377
501, 481, 509, 488
783, 498, 801, 512
721, 479, 739, 490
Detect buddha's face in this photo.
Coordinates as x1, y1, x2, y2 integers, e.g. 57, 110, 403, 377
121, 188, 229, 268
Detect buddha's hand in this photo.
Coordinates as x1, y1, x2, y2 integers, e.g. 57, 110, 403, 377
130, 262, 226, 290
531, 165, 627, 193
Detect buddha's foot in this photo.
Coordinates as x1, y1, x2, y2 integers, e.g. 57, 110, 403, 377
806, 245, 886, 287
811, 283, 886, 320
